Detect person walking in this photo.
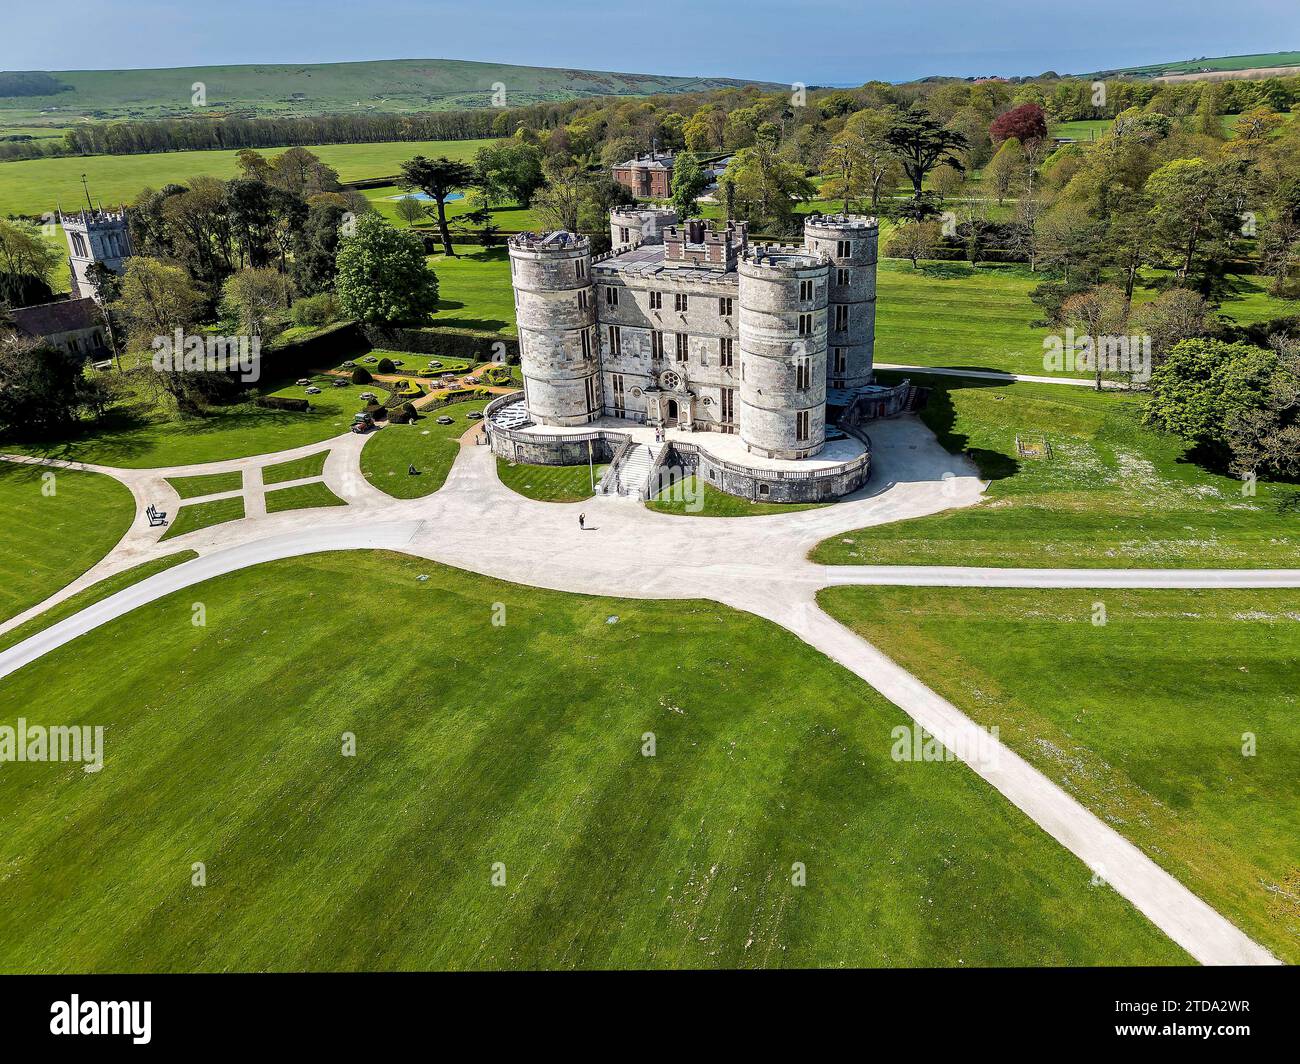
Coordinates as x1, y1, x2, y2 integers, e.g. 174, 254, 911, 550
579, 512, 585, 530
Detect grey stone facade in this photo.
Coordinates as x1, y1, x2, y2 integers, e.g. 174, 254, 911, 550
504, 212, 890, 500
60, 208, 132, 303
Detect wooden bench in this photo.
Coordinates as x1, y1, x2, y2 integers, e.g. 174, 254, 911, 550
146, 504, 168, 528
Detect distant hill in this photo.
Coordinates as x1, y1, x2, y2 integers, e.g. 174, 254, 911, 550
0, 57, 776, 123
1089, 50, 1300, 80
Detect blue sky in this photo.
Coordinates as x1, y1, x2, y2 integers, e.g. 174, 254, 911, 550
3, 0, 1298, 83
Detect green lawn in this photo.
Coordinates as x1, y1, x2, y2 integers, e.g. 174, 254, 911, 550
0, 551, 198, 655
0, 461, 135, 624
364, 185, 546, 235
426, 245, 517, 335
0, 551, 1186, 971
647, 475, 829, 517
166, 470, 242, 499
818, 584, 1300, 963
813, 375, 1300, 568
358, 350, 475, 377
262, 450, 329, 486
0, 138, 496, 218
263, 481, 346, 514
4, 371, 360, 469
161, 495, 246, 541
496, 458, 606, 502
360, 400, 487, 499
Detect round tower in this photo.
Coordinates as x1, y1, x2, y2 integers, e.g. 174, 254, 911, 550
610, 206, 678, 250
508, 231, 600, 427
802, 214, 878, 389
737, 247, 829, 460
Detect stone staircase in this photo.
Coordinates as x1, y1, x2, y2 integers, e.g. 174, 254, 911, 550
599, 441, 663, 499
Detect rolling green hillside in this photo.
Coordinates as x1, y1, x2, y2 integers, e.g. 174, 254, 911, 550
1090, 50, 1300, 78
0, 58, 771, 125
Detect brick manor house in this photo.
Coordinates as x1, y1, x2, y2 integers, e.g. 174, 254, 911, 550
486, 208, 920, 503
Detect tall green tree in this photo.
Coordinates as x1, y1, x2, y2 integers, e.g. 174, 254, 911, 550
399, 155, 474, 257
885, 106, 970, 214
669, 151, 710, 218
335, 215, 439, 325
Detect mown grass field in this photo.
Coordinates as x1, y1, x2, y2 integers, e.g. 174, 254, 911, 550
264, 481, 345, 513
818, 584, 1300, 963
0, 551, 197, 655
0, 138, 495, 218
262, 450, 329, 486
360, 400, 488, 499
0, 551, 1187, 971
0, 461, 134, 624
161, 495, 245, 541
166, 470, 242, 499
813, 374, 1300, 569
496, 458, 605, 502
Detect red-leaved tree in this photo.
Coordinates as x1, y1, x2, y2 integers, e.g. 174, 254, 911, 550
990, 103, 1048, 146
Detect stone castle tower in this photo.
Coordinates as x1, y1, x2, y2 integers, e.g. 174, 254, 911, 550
60, 207, 132, 302
737, 248, 829, 460
803, 215, 877, 389
509, 230, 601, 426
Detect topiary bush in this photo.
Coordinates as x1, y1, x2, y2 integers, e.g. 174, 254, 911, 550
376, 357, 396, 374
351, 366, 373, 385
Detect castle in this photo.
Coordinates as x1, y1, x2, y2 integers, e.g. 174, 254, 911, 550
488, 209, 917, 503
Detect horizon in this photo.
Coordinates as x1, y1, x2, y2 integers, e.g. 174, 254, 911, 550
3, 0, 1298, 84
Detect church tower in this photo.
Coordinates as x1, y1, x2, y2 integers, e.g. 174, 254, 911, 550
60, 203, 132, 302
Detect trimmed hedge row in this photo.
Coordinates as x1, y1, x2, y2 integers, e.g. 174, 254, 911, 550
361, 324, 519, 364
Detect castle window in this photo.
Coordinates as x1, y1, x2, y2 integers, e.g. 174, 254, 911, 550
719, 337, 733, 368
835, 305, 849, 330
581, 329, 591, 359
620, 227, 630, 244
674, 293, 688, 312
651, 330, 664, 359
799, 279, 813, 301
798, 313, 812, 336
796, 410, 810, 441
578, 289, 588, 310
607, 325, 621, 356
721, 387, 735, 423
758, 483, 770, 496
836, 267, 850, 286
576, 259, 587, 279
718, 297, 733, 316
612, 373, 625, 414
605, 285, 618, 307
675, 334, 688, 363
834, 347, 846, 374
586, 375, 598, 411
796, 358, 810, 391
649, 291, 662, 310
836, 239, 851, 257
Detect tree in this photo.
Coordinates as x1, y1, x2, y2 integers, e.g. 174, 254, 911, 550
721, 143, 816, 236
985, 137, 1025, 205
1145, 158, 1243, 282
220, 268, 293, 337
335, 215, 439, 325
670, 151, 711, 218
841, 108, 902, 210
473, 140, 546, 206
0, 334, 86, 439
534, 162, 586, 234
822, 132, 869, 213
1145, 338, 1280, 464
399, 155, 474, 257
885, 220, 941, 268
112, 258, 202, 350
1060, 284, 1131, 389
1225, 338, 1300, 479
291, 201, 349, 296
885, 106, 969, 213
0, 218, 61, 307
989, 103, 1048, 146
1127, 288, 1210, 364
1037, 201, 1103, 284
394, 195, 427, 227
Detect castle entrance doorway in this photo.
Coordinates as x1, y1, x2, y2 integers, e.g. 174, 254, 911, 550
665, 399, 679, 426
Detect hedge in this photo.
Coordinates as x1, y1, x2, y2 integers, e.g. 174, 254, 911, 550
256, 395, 310, 412
361, 324, 519, 364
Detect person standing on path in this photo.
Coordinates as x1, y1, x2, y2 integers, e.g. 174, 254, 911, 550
579, 513, 585, 530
